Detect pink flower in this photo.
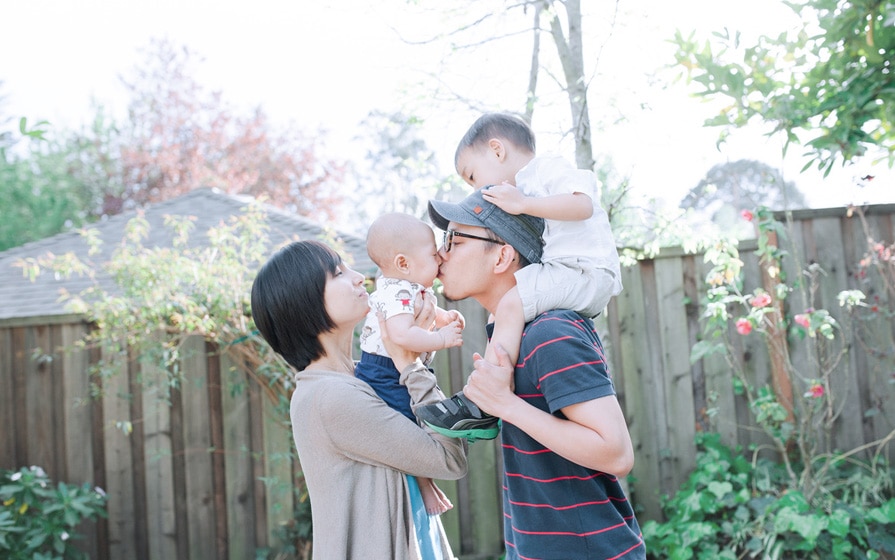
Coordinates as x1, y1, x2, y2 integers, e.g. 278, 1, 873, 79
735, 318, 752, 335
805, 384, 824, 398
741, 209, 754, 221
751, 293, 772, 308
794, 314, 810, 328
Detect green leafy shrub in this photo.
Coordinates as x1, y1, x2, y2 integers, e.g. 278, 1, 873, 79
0, 466, 108, 559
643, 433, 895, 559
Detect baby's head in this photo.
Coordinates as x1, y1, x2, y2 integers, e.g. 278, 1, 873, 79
454, 112, 536, 190
366, 213, 440, 287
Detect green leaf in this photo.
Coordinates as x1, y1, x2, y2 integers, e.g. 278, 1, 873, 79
867, 499, 895, 524
690, 340, 725, 363
707, 481, 733, 499
827, 508, 850, 537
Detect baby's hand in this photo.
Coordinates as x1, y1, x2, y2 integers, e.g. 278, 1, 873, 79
445, 309, 466, 330
482, 183, 527, 215
437, 320, 463, 349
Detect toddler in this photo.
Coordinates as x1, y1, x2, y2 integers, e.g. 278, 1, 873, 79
416, 112, 622, 440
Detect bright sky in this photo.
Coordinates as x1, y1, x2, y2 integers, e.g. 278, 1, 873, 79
2, 0, 891, 217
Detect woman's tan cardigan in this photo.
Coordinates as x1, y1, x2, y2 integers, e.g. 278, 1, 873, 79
290, 361, 468, 559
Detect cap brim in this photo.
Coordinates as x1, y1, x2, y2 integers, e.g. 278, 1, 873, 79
428, 199, 487, 231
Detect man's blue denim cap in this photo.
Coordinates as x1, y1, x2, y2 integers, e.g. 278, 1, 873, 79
428, 186, 545, 264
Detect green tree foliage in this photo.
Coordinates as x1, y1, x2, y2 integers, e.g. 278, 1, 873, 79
0, 111, 92, 251
672, 0, 895, 175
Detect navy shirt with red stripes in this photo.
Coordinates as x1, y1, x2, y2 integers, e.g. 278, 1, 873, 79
498, 309, 645, 560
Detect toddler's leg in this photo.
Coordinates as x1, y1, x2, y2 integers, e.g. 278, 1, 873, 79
419, 477, 453, 515
484, 286, 524, 367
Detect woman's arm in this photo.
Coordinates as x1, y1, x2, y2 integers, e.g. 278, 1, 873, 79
316, 297, 467, 479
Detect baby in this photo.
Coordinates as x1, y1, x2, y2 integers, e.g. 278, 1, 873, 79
417, 112, 623, 440
356, 212, 465, 514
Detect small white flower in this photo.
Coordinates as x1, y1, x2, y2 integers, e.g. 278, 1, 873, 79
30, 466, 46, 478
10, 472, 22, 481
95, 487, 107, 498
61, 531, 70, 541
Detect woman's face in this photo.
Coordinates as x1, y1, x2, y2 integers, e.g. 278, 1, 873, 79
323, 262, 370, 327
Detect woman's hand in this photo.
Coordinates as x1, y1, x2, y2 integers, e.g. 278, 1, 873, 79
377, 312, 421, 373
413, 289, 437, 329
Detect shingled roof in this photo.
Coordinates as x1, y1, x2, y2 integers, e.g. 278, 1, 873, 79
0, 188, 375, 325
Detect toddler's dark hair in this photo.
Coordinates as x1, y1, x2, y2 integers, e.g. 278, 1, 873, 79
454, 112, 536, 167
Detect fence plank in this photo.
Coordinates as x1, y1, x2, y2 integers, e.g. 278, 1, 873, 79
180, 336, 217, 560
695, 256, 740, 449
841, 212, 877, 448
101, 345, 139, 560
0, 328, 15, 467
262, 391, 294, 550
26, 326, 57, 476
654, 257, 697, 492
141, 343, 178, 560
737, 250, 776, 454
61, 323, 99, 558
614, 261, 663, 519
220, 353, 257, 560
811, 217, 867, 452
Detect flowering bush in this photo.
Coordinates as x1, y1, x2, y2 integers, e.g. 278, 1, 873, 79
0, 466, 107, 559
645, 206, 895, 558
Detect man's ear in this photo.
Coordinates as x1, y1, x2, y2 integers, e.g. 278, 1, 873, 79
492, 244, 519, 274
488, 138, 506, 162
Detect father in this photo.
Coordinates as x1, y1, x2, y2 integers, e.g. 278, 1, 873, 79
426, 189, 645, 559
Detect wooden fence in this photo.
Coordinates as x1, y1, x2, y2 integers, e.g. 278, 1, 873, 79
2, 204, 893, 559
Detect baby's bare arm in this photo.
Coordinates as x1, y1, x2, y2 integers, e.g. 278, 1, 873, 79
387, 313, 462, 352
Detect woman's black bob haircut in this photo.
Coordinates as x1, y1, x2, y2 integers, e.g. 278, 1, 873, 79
251, 240, 341, 372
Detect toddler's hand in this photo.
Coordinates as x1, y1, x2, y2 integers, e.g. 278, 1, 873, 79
437, 320, 463, 349
482, 183, 527, 215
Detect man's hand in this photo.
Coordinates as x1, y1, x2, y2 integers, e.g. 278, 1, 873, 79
462, 344, 516, 416
481, 183, 528, 215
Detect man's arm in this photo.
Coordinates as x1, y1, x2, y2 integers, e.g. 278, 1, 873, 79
463, 345, 634, 476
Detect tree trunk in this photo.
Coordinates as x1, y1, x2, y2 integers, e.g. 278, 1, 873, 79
524, 2, 543, 122
546, 0, 595, 171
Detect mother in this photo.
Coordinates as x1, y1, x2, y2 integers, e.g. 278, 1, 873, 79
250, 240, 467, 559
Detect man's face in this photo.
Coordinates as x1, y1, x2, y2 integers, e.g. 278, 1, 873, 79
437, 222, 501, 302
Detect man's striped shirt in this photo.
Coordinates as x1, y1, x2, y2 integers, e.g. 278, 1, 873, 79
500, 309, 645, 560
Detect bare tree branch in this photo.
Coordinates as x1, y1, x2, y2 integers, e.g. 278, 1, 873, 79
525, 3, 544, 121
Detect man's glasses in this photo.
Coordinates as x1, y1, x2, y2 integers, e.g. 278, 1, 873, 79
442, 229, 505, 253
